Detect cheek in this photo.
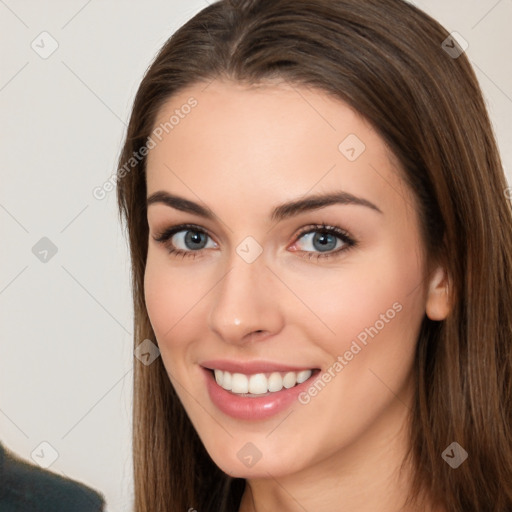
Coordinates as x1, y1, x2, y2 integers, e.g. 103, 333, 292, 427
286, 245, 425, 449
143, 255, 198, 364
291, 239, 425, 364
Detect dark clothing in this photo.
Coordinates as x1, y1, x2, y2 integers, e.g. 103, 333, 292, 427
0, 442, 105, 511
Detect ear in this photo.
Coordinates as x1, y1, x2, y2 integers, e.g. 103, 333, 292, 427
425, 265, 452, 321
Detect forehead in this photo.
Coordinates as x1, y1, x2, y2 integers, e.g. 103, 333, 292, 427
145, 79, 413, 221
149, 79, 368, 164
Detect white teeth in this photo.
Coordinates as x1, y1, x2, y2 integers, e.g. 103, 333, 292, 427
282, 371, 296, 389
296, 370, 311, 384
222, 370, 232, 391
248, 373, 268, 395
231, 373, 249, 393
212, 369, 313, 395
268, 372, 283, 392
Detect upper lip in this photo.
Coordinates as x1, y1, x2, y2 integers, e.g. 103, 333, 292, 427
200, 359, 318, 374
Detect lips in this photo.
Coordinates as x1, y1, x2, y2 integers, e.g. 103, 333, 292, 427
200, 360, 321, 420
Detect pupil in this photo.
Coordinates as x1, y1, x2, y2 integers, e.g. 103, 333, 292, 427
185, 231, 206, 249
314, 232, 336, 252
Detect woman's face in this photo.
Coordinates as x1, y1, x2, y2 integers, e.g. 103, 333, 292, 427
144, 79, 446, 479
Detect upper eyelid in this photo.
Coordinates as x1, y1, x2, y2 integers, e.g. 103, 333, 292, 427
153, 223, 214, 242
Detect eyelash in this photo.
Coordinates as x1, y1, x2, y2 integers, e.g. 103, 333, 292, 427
152, 222, 357, 261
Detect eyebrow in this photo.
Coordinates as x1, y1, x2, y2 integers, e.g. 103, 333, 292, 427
146, 190, 383, 222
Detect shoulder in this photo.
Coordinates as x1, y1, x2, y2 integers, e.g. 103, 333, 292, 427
0, 442, 105, 512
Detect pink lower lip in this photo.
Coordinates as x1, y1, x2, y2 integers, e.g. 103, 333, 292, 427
202, 367, 319, 421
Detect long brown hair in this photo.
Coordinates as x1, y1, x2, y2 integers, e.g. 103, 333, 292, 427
116, 0, 512, 510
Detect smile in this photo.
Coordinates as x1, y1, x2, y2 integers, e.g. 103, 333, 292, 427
201, 365, 321, 420
213, 369, 314, 396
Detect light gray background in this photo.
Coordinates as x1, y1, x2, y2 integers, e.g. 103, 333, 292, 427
0, 1, 511, 511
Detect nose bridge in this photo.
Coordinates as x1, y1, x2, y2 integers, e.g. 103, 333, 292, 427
208, 249, 283, 344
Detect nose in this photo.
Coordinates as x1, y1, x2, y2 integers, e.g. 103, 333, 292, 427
208, 253, 284, 346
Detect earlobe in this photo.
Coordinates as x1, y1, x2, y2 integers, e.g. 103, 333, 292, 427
425, 266, 452, 321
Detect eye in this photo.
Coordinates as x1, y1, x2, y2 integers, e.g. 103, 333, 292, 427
152, 222, 357, 261
291, 223, 357, 261
152, 223, 216, 259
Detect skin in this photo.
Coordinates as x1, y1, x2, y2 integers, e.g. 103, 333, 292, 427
144, 79, 451, 512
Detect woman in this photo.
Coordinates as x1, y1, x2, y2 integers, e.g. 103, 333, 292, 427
116, 0, 512, 510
